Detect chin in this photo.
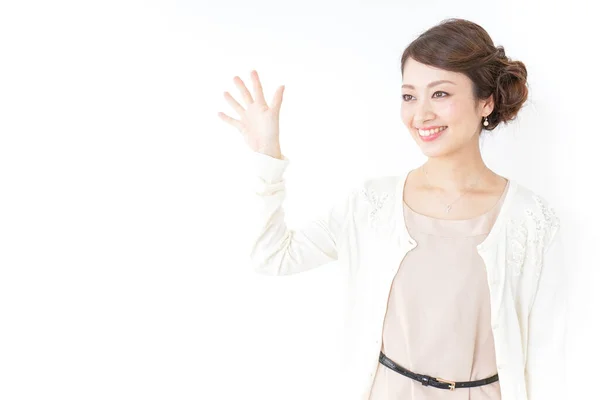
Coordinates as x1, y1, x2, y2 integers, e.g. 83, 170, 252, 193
413, 135, 454, 158
420, 147, 454, 158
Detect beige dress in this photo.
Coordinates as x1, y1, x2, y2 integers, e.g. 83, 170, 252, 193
368, 182, 509, 399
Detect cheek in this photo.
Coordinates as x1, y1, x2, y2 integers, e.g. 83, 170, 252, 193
437, 100, 460, 122
400, 105, 411, 127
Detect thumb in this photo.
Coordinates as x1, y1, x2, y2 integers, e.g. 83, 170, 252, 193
270, 85, 285, 111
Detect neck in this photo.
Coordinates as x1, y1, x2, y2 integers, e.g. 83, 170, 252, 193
422, 143, 488, 193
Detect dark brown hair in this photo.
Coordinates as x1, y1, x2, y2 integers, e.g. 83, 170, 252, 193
400, 18, 528, 131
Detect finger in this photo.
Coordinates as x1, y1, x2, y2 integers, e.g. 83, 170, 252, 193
224, 91, 245, 116
217, 112, 243, 131
270, 85, 285, 111
251, 70, 268, 106
233, 76, 254, 105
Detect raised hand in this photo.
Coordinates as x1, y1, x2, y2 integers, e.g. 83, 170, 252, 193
218, 70, 285, 158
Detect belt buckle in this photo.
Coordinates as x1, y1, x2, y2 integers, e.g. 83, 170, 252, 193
435, 377, 456, 391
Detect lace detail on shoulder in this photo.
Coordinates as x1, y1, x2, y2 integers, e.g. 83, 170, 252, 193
506, 194, 560, 277
526, 195, 560, 276
361, 189, 389, 228
533, 195, 560, 234
507, 218, 528, 276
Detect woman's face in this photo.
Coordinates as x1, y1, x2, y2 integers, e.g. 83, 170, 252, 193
400, 57, 493, 158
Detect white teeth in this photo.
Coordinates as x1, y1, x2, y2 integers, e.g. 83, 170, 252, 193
418, 126, 447, 136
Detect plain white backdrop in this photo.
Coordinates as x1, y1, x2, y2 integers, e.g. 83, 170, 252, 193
0, 0, 597, 399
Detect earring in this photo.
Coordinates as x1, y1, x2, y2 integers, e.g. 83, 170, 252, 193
483, 116, 489, 127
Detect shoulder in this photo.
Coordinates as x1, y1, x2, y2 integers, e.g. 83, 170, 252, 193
356, 174, 403, 207
360, 174, 401, 192
346, 174, 404, 227
505, 181, 561, 249
508, 182, 560, 226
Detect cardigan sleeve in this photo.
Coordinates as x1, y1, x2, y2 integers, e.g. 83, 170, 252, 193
524, 227, 568, 400
247, 150, 357, 276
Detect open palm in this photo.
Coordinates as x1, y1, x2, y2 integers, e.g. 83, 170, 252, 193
218, 70, 285, 153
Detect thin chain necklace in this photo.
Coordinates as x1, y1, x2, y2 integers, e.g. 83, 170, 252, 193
421, 165, 484, 213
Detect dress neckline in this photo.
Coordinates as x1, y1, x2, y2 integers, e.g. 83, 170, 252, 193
402, 179, 510, 237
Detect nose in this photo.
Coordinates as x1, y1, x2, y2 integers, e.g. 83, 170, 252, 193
413, 99, 436, 127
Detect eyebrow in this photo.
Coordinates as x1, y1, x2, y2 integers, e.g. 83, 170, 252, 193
401, 80, 457, 89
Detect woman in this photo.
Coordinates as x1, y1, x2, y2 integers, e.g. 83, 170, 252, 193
217, 18, 566, 400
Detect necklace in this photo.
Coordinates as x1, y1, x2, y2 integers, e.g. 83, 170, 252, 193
421, 165, 483, 213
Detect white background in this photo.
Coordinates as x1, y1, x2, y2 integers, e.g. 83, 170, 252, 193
0, 0, 597, 399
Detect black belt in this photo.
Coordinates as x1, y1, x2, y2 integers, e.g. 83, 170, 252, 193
379, 351, 499, 391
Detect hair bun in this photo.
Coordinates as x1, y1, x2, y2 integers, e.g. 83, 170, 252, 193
490, 60, 528, 128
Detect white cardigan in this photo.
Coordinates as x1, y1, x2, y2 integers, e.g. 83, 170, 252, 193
248, 150, 567, 400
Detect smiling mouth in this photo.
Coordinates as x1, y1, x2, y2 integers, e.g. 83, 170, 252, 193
418, 126, 447, 137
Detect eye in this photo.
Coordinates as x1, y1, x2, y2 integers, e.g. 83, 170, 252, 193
402, 94, 414, 102
433, 91, 448, 98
